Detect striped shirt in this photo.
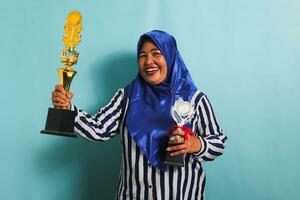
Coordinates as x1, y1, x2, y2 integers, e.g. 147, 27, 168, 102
72, 89, 227, 200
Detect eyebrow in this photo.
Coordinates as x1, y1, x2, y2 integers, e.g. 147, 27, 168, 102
139, 48, 161, 54
151, 48, 160, 51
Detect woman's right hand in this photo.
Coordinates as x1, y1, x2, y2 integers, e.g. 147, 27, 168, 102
51, 84, 73, 110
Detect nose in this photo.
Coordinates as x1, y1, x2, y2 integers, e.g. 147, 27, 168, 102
145, 55, 154, 65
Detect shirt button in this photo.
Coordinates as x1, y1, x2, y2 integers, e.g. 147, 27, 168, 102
148, 163, 151, 167
149, 185, 152, 188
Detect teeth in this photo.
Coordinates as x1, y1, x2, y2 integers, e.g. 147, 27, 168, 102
146, 68, 158, 72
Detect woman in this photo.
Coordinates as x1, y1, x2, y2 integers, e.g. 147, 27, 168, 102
52, 30, 227, 200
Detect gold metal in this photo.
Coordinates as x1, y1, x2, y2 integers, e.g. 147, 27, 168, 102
63, 10, 82, 49
58, 10, 82, 92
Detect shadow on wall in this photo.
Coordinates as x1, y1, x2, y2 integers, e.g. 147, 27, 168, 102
36, 52, 137, 200
90, 51, 138, 109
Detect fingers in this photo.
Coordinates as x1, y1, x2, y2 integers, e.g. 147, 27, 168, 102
166, 136, 202, 156
166, 125, 200, 156
167, 142, 187, 152
169, 135, 185, 145
54, 84, 73, 100
52, 90, 69, 101
52, 96, 69, 106
67, 92, 73, 99
53, 102, 70, 109
169, 149, 187, 156
169, 128, 185, 137
52, 84, 73, 109
168, 128, 185, 146
52, 95, 69, 108
166, 142, 188, 156
55, 84, 66, 94
52, 93, 69, 107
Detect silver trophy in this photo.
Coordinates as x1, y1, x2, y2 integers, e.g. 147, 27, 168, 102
163, 98, 195, 166
172, 98, 195, 126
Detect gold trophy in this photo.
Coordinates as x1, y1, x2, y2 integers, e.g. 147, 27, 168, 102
41, 11, 82, 137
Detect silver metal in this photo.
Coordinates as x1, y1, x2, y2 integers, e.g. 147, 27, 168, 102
171, 98, 195, 126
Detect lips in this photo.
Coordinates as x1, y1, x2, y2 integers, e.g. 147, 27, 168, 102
145, 66, 159, 75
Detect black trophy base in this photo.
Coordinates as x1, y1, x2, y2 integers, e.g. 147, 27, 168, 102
162, 145, 184, 167
41, 108, 77, 138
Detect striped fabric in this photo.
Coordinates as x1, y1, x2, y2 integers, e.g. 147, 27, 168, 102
72, 89, 227, 200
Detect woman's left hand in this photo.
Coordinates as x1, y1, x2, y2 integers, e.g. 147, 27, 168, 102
166, 128, 202, 156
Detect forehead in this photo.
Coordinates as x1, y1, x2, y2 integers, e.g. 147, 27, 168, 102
139, 40, 159, 52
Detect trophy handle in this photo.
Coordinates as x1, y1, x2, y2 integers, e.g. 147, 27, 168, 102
57, 67, 77, 92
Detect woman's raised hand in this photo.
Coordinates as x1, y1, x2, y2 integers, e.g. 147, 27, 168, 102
51, 84, 73, 110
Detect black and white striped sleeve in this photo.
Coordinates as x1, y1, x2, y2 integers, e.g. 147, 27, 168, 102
192, 94, 227, 162
71, 89, 125, 141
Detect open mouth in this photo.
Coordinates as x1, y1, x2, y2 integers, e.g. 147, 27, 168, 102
145, 67, 159, 75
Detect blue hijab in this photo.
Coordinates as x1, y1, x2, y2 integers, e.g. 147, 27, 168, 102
124, 30, 197, 170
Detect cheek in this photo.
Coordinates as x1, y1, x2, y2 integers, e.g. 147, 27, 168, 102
138, 64, 147, 79
138, 61, 143, 72
157, 56, 167, 71
160, 62, 168, 78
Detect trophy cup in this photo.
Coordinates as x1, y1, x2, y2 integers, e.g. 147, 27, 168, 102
41, 10, 82, 137
163, 98, 195, 166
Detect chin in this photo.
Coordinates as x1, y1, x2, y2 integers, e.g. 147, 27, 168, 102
147, 80, 162, 85
142, 74, 164, 85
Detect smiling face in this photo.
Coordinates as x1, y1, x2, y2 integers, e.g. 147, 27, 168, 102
138, 40, 168, 85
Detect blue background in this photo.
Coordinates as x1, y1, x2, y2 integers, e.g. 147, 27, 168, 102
0, 0, 299, 199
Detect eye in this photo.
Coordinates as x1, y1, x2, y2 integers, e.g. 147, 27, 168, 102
139, 53, 146, 58
153, 51, 161, 56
